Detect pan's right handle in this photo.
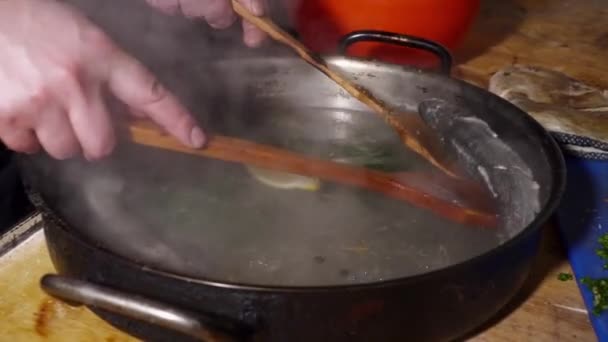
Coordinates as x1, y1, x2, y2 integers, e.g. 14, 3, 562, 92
40, 274, 250, 342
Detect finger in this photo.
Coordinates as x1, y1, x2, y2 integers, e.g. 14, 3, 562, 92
34, 106, 81, 160
128, 107, 147, 118
107, 52, 205, 148
180, 0, 236, 28
64, 82, 116, 161
0, 129, 40, 155
0, 113, 35, 133
237, 0, 265, 16
145, 0, 181, 15
242, 20, 267, 47
104, 94, 146, 119
0, 87, 47, 130
237, 0, 267, 47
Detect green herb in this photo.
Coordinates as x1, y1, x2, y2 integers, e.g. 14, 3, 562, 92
329, 144, 414, 172
557, 272, 573, 281
597, 233, 608, 268
270, 134, 419, 173
580, 277, 608, 316
576, 232, 608, 316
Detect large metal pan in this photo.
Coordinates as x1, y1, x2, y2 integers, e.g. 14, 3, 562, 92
20, 32, 565, 341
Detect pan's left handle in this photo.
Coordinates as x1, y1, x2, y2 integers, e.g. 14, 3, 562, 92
337, 30, 453, 75
40, 274, 251, 342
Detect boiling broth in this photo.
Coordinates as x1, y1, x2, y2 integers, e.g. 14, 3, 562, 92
26, 105, 520, 287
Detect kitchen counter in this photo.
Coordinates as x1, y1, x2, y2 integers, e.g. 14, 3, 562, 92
0, 0, 603, 341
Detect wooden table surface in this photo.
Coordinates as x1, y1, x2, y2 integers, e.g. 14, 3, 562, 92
454, 0, 607, 341
455, 0, 608, 90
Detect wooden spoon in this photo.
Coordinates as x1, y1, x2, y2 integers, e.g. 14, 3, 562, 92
230, 0, 458, 178
127, 120, 498, 229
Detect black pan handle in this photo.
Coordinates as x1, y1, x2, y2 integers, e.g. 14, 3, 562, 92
40, 274, 249, 342
338, 30, 453, 75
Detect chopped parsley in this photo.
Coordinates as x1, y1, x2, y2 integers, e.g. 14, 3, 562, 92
580, 277, 608, 316
578, 232, 608, 316
558, 272, 573, 281
597, 233, 608, 268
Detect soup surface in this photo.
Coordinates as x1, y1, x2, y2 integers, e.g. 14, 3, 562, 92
33, 106, 517, 287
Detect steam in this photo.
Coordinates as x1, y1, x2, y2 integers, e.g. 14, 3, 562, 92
81, 170, 189, 271
36, 141, 503, 287
26, 0, 540, 287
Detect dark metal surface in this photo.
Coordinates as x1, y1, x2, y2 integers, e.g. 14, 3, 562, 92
20, 29, 566, 341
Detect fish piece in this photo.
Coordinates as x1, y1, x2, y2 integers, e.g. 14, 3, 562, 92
489, 64, 608, 159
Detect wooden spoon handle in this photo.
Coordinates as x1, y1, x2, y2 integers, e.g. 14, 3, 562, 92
230, 0, 457, 178
127, 120, 498, 228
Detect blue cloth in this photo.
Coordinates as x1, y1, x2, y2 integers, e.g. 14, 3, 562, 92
555, 154, 608, 341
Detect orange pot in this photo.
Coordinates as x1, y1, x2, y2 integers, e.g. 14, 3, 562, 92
292, 0, 480, 68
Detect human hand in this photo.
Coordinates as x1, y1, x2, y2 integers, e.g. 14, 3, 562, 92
0, 0, 205, 160
146, 0, 268, 47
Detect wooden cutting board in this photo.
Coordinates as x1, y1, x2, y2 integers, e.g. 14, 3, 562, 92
0, 227, 135, 342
